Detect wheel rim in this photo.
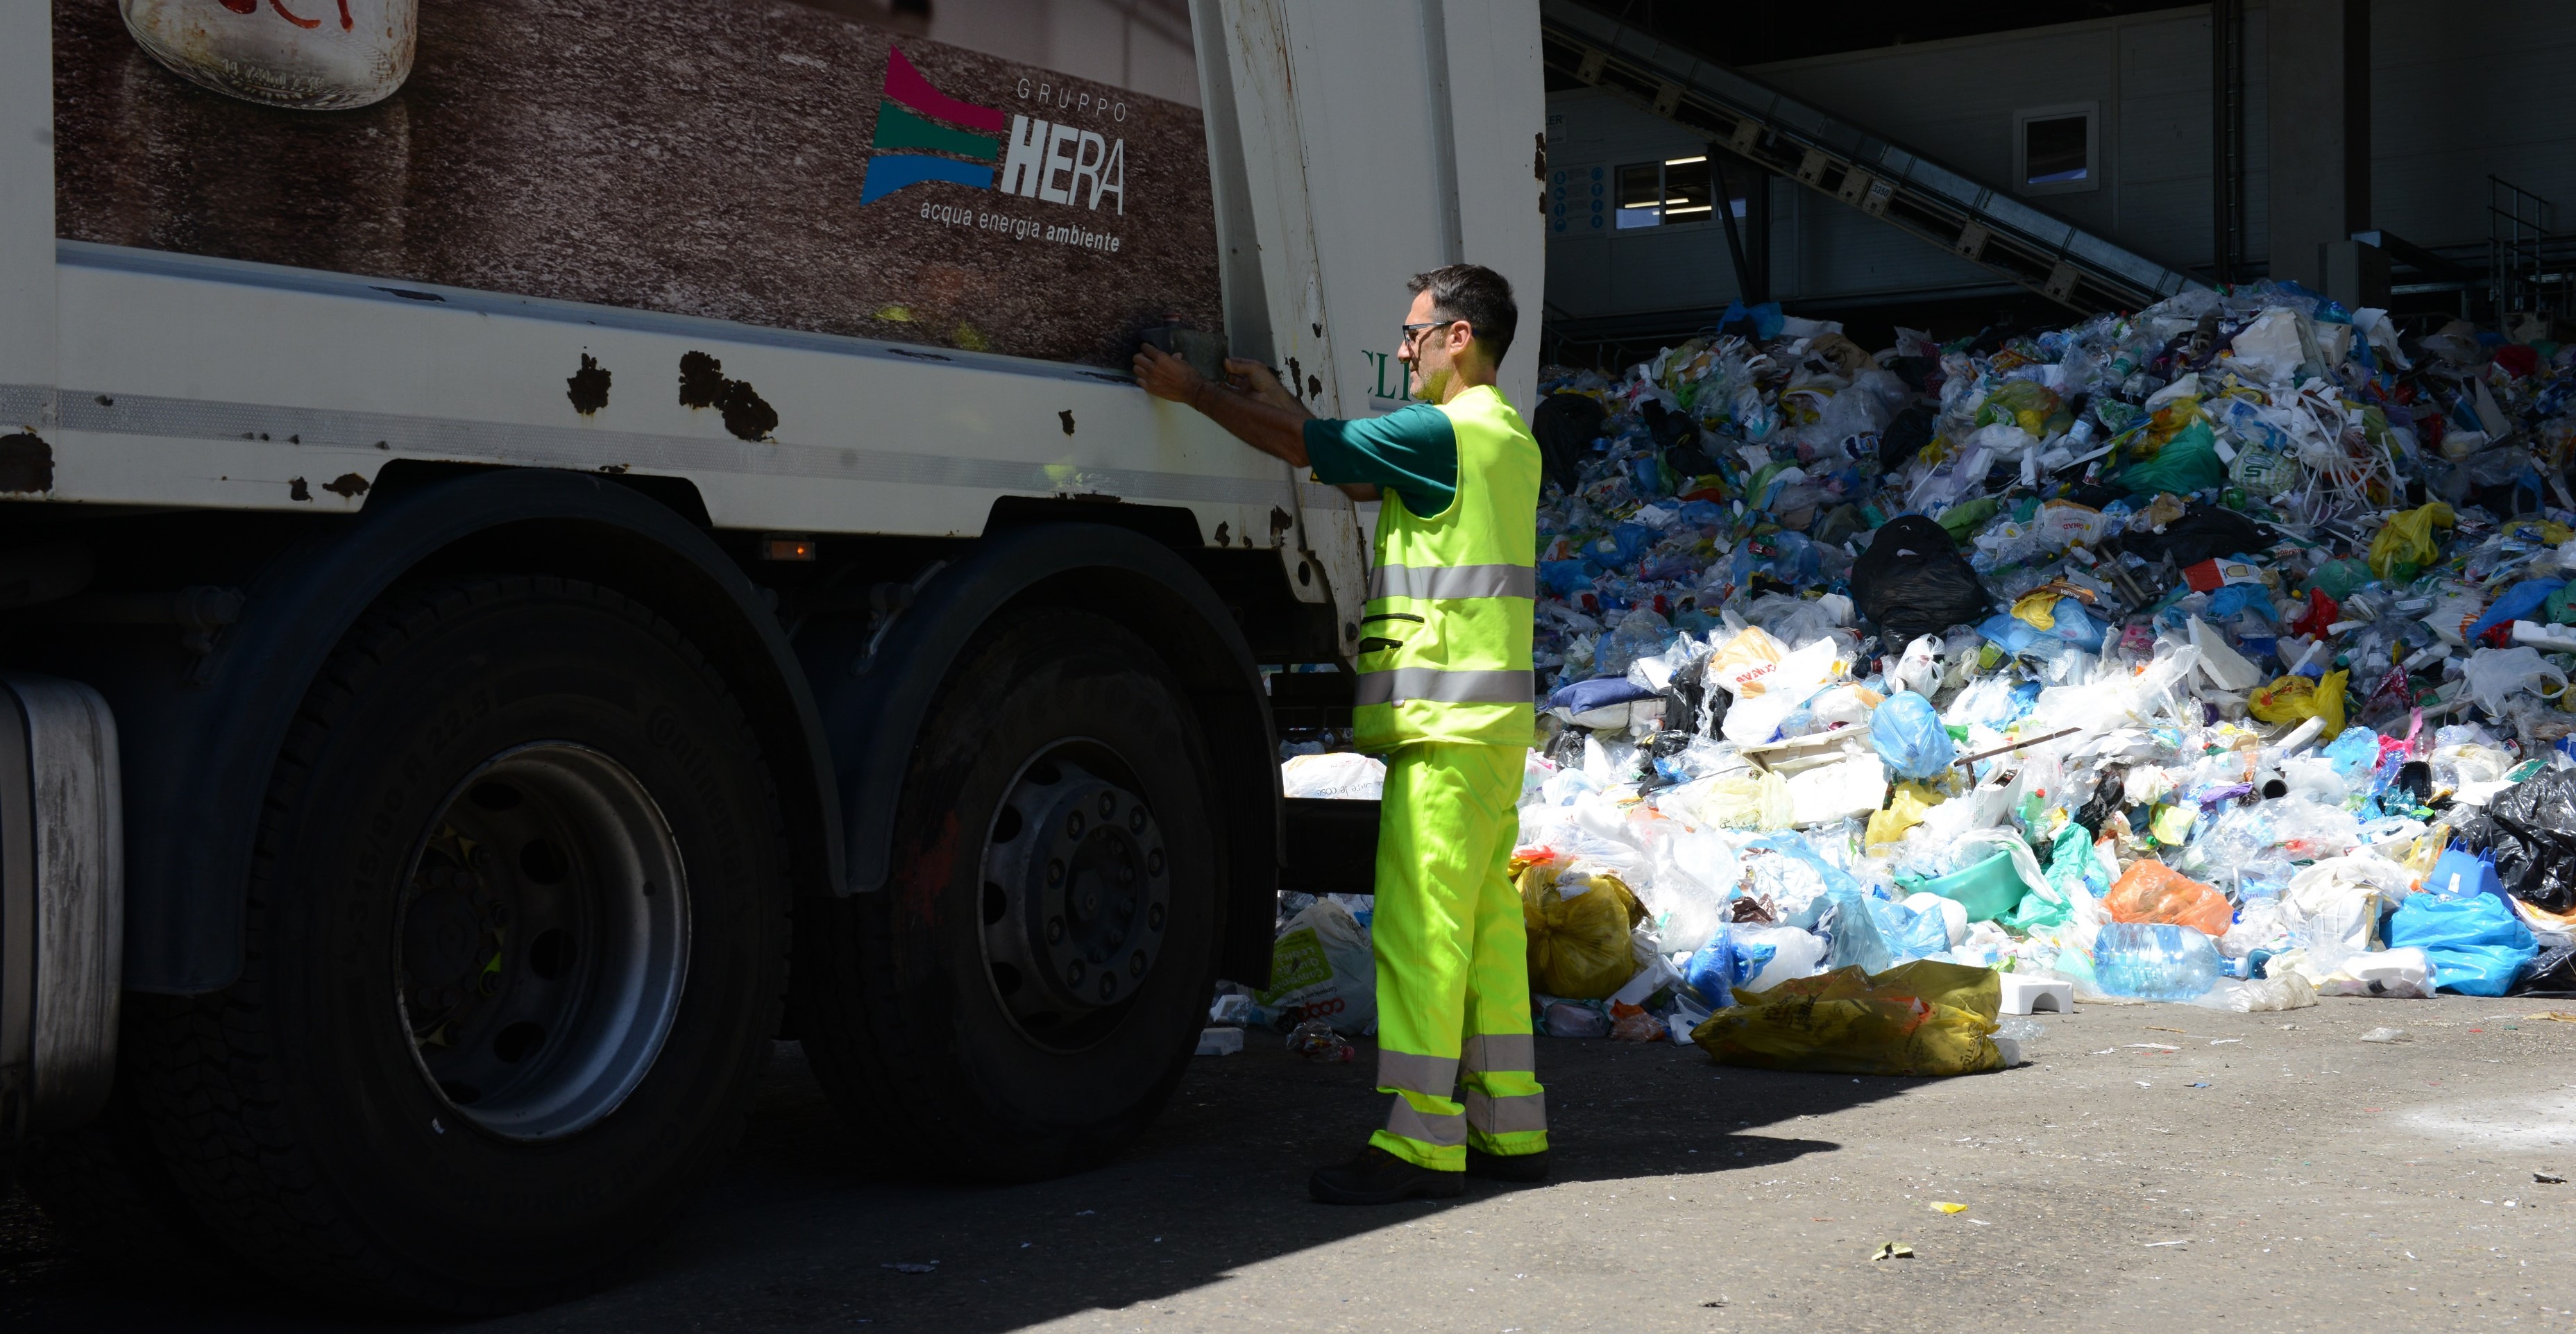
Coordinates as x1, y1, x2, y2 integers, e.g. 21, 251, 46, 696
394, 743, 690, 1141
979, 743, 1174, 1052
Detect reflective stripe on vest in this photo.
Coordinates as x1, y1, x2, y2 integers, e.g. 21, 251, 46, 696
1350, 384, 1541, 752
1368, 563, 1539, 601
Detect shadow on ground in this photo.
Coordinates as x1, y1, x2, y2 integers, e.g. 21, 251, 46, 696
3, 1030, 1922, 1331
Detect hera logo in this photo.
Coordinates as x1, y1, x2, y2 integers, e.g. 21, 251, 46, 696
860, 47, 1126, 214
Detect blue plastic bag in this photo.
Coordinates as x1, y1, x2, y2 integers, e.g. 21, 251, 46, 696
1869, 894, 1952, 963
1539, 559, 1594, 598
1871, 691, 1956, 779
2389, 890, 2537, 997
2464, 577, 2568, 643
1682, 927, 1777, 1009
2321, 725, 2382, 778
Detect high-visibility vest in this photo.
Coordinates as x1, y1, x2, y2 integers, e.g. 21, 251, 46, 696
1350, 384, 1540, 752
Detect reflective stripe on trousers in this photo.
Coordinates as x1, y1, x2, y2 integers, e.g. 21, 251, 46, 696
1353, 666, 1536, 707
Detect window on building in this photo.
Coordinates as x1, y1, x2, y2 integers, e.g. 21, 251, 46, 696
1613, 156, 1740, 228
1616, 162, 1664, 228
2015, 103, 2098, 195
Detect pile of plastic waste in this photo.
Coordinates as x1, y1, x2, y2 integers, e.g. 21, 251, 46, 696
1242, 284, 2576, 1067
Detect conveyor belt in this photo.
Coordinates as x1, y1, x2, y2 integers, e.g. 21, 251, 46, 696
1541, 0, 2207, 314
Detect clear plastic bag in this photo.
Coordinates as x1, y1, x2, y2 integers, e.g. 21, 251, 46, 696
2461, 645, 2568, 715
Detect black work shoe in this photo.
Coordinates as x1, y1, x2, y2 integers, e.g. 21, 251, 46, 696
1466, 1148, 1550, 1183
1307, 1146, 1466, 1205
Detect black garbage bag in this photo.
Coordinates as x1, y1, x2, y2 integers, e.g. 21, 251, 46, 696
1531, 392, 1606, 496
1849, 516, 1994, 647
1876, 404, 1937, 475
2447, 766, 2576, 913
1639, 400, 1719, 478
2117, 503, 2278, 569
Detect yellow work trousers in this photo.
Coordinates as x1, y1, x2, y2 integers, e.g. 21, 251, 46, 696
1368, 742, 1549, 1171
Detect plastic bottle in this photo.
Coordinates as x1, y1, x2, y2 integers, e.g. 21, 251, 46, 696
2091, 922, 2222, 1001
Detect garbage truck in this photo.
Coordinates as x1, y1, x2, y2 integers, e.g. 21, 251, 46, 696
0, 0, 1541, 1310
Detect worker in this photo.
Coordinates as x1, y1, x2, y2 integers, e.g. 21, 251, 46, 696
1133, 264, 1546, 1205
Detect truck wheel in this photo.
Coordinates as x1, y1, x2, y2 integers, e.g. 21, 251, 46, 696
119, 577, 790, 1313
796, 608, 1222, 1181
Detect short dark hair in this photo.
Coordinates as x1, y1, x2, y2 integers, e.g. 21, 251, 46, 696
1407, 263, 1518, 366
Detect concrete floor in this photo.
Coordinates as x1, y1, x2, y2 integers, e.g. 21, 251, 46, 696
7, 993, 2575, 1331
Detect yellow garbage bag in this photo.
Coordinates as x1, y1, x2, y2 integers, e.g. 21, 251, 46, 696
1690, 961, 2003, 1077
1865, 784, 1936, 849
1518, 862, 1647, 1000
2248, 668, 2350, 739
2368, 503, 2454, 581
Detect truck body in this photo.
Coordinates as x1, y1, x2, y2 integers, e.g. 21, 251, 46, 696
0, 0, 1541, 1312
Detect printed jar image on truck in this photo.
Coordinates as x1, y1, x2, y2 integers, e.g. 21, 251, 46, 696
0, 0, 1544, 1314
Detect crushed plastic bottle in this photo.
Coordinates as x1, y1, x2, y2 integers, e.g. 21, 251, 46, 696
1285, 1019, 1356, 1063
2092, 922, 2222, 1002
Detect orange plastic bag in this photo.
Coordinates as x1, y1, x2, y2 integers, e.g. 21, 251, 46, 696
2101, 859, 2232, 937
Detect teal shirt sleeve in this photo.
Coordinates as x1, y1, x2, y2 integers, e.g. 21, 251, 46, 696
1302, 403, 1458, 517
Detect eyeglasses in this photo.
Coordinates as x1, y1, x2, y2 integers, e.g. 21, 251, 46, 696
1399, 318, 1463, 349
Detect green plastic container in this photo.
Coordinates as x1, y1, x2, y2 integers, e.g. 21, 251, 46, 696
1899, 849, 2028, 923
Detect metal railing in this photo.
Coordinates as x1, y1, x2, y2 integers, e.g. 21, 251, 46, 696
2489, 176, 2576, 323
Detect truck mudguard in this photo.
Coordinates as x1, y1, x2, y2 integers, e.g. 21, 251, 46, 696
819, 522, 1281, 986
71, 469, 841, 994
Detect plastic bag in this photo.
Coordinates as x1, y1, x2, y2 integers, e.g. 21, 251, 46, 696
2226, 306, 2309, 382
1890, 634, 1945, 698
1871, 691, 1956, 779
1639, 822, 1738, 955
1851, 516, 1995, 647
1683, 924, 1777, 1007
2369, 502, 2454, 581
1518, 861, 1647, 999
2448, 766, 2576, 912
1721, 636, 1845, 745
2187, 971, 2319, 1012
2387, 890, 2537, 997
1253, 897, 1377, 1033
1871, 894, 1954, 962
1280, 752, 1387, 800
2460, 646, 2568, 714
1690, 960, 2003, 1077
2102, 859, 2233, 937
2250, 669, 2350, 739
2111, 419, 2226, 498
1704, 625, 1790, 697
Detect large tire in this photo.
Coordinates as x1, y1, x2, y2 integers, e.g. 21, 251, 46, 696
110, 577, 792, 1314
795, 607, 1223, 1181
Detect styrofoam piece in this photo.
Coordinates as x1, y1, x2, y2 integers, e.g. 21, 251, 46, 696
1992, 1036, 2028, 1067
1999, 975, 2074, 1015
1195, 1027, 1244, 1057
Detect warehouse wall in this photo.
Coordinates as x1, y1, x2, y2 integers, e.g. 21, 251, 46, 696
1545, 0, 2576, 320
